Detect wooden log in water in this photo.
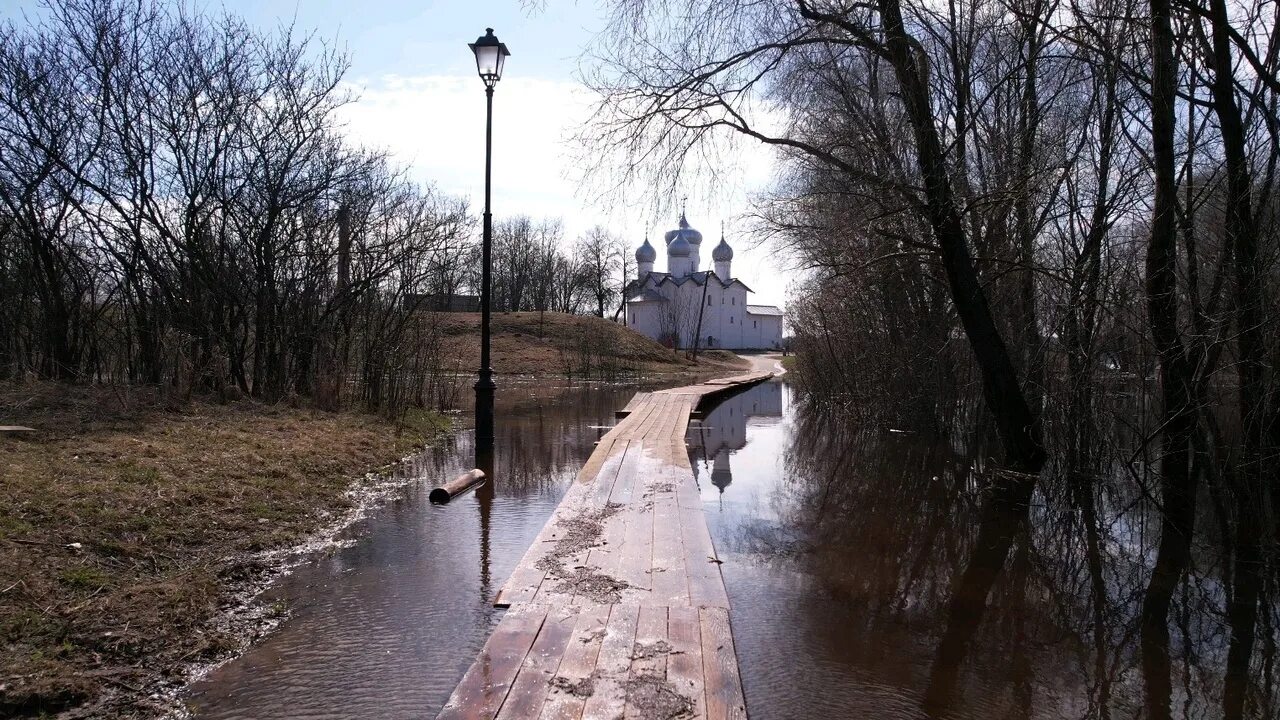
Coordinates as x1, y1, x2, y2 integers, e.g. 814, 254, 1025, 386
429, 468, 486, 504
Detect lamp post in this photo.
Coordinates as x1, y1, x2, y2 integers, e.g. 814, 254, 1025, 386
469, 28, 509, 455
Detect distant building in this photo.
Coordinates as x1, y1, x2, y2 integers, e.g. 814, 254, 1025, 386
623, 215, 784, 350
404, 293, 481, 312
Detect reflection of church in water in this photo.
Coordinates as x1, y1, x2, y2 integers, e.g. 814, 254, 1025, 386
686, 381, 783, 494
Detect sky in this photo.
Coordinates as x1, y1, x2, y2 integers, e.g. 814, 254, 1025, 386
4, 0, 791, 308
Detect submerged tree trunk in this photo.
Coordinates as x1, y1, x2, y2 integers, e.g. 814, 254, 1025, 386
874, 1, 1048, 710
1139, 0, 1199, 716
1204, 0, 1266, 715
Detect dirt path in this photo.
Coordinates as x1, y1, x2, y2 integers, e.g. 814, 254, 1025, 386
737, 352, 785, 376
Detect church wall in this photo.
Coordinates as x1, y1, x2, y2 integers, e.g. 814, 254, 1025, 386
625, 300, 666, 344
744, 314, 783, 350
624, 272, 782, 350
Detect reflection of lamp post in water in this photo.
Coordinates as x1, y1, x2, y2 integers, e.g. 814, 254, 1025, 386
477, 461, 493, 600
468, 28, 509, 459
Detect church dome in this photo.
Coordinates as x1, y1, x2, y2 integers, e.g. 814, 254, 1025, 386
712, 237, 733, 262
635, 238, 657, 263
667, 233, 691, 257
663, 213, 703, 246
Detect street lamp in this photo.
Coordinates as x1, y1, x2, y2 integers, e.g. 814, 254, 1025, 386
470, 28, 509, 455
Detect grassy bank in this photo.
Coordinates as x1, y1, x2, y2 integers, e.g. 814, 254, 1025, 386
429, 311, 749, 376
0, 383, 451, 718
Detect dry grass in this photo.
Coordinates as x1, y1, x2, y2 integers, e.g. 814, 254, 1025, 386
0, 382, 449, 718
429, 312, 749, 376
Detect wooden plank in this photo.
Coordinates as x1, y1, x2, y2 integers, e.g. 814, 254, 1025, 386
495, 483, 592, 606
666, 606, 707, 720
629, 394, 670, 445
615, 466, 655, 603
532, 443, 632, 604
626, 392, 666, 430
590, 441, 632, 505
607, 439, 643, 506
497, 607, 581, 719
586, 397, 656, 486
665, 399, 694, 465
624, 605, 670, 720
581, 604, 640, 720
533, 447, 634, 605
577, 435, 619, 485
573, 445, 638, 607
615, 392, 652, 418
539, 606, 611, 720
699, 607, 746, 720
498, 442, 632, 606
644, 396, 692, 605
648, 481, 690, 606
438, 604, 549, 720
677, 501, 729, 609
653, 395, 684, 451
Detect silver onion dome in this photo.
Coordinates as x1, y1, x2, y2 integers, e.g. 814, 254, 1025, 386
663, 213, 704, 246
636, 238, 657, 263
667, 233, 692, 257
712, 237, 733, 262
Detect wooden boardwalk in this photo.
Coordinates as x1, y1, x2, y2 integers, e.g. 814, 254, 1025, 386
438, 371, 773, 720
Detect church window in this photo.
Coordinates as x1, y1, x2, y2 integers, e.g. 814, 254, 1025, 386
753, 320, 757, 328
730, 316, 734, 324
731, 297, 735, 305
707, 296, 711, 306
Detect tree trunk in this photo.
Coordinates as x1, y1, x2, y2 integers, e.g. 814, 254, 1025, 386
877, 0, 1047, 475
1138, 0, 1199, 716
1204, 1, 1265, 716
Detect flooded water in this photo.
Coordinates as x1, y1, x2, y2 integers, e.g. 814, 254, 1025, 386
183, 382, 637, 719
185, 378, 1277, 719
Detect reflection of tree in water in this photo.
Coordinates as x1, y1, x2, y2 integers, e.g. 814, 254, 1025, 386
755, 395, 1278, 720
492, 383, 638, 491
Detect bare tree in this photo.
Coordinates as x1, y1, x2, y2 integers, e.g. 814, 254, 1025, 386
0, 0, 471, 415
576, 225, 623, 317
580, 0, 1280, 716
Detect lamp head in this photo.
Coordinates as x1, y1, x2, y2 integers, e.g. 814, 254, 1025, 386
469, 28, 510, 89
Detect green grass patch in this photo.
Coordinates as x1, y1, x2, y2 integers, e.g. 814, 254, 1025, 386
58, 565, 110, 590
397, 407, 453, 442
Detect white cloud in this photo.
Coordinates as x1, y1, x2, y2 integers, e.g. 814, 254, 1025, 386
339, 74, 593, 217
338, 73, 790, 310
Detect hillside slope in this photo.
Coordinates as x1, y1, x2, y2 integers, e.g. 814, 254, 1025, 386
426, 311, 748, 376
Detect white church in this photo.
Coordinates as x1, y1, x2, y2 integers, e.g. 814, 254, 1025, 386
623, 215, 783, 350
